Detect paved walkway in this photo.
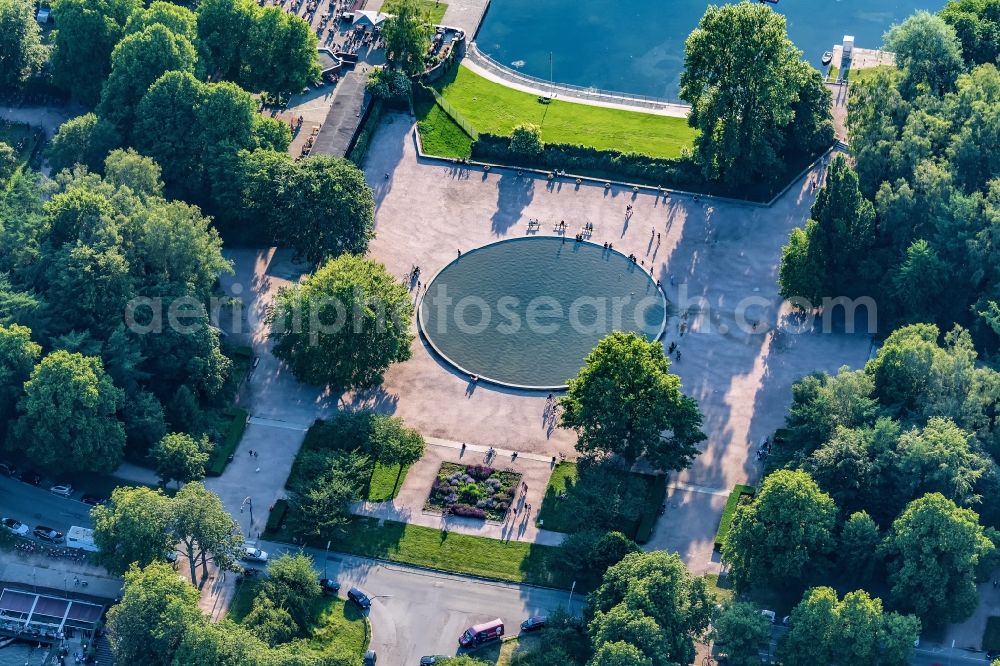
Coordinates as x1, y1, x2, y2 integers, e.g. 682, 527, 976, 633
462, 44, 691, 118
351, 437, 566, 546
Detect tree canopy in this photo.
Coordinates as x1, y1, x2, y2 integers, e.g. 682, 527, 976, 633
269, 255, 414, 390
588, 551, 714, 665
779, 587, 920, 666
92, 485, 175, 574
880, 492, 993, 623
559, 332, 705, 470
722, 469, 837, 590
13, 350, 125, 472
0, 0, 47, 89
382, 0, 434, 76
680, 2, 832, 184
152, 432, 210, 488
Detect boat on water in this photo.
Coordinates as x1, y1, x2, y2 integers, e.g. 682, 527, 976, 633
821, 51, 834, 66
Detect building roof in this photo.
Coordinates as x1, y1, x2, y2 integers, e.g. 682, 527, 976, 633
353, 10, 390, 28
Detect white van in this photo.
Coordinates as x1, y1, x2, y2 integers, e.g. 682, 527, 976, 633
66, 526, 99, 553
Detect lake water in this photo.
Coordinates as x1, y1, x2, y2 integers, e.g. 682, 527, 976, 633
475, 0, 943, 99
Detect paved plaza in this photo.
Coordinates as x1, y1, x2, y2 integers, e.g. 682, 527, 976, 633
208, 112, 872, 575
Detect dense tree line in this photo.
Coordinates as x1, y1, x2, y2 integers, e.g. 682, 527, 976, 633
92, 482, 242, 585
0, 150, 233, 468
721, 325, 1000, 628
106, 556, 359, 666
42, 0, 375, 259
780, 4, 1000, 344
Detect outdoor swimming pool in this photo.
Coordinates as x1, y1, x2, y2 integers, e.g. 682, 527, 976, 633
418, 237, 667, 389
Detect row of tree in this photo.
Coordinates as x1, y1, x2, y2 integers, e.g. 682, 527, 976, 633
0, 150, 234, 470
106, 555, 359, 666
781, 4, 1000, 346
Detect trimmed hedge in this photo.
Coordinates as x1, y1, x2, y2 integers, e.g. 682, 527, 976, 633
466, 133, 823, 204
714, 484, 756, 549
206, 407, 249, 476
472, 132, 692, 189
265, 498, 289, 533
635, 473, 668, 544
985, 616, 1000, 654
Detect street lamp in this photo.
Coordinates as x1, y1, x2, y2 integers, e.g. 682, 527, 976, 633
324, 540, 331, 579
240, 497, 254, 537
568, 580, 577, 610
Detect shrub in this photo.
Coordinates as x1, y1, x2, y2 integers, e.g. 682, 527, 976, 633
509, 123, 543, 156
449, 504, 486, 519
206, 407, 248, 476
715, 484, 756, 549
467, 464, 494, 481
265, 499, 289, 533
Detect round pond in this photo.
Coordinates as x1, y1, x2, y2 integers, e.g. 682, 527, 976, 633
418, 237, 667, 389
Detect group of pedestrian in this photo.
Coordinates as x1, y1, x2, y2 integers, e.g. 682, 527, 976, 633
755, 437, 772, 461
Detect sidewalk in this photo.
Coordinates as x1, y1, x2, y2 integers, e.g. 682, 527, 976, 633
351, 437, 566, 546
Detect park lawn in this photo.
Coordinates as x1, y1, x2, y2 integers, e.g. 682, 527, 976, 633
367, 461, 411, 501
270, 514, 575, 589
384, 0, 447, 23
470, 634, 544, 665
435, 65, 695, 158
230, 580, 369, 660
848, 64, 895, 87
535, 461, 665, 542
415, 91, 474, 158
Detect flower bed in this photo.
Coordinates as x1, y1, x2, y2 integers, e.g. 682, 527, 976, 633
426, 462, 521, 521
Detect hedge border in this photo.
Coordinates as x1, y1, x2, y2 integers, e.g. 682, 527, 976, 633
206, 407, 249, 476
714, 484, 756, 550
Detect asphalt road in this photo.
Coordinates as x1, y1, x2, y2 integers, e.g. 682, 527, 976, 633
260, 539, 584, 665
0, 475, 94, 534
0, 477, 582, 664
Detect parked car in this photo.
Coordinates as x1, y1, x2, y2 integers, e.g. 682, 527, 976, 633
49, 484, 73, 497
34, 526, 64, 543
22, 470, 42, 486
520, 616, 547, 632
0, 462, 18, 477
242, 546, 268, 563
459, 618, 504, 648
347, 587, 371, 610
1, 518, 29, 537
420, 657, 450, 665
319, 578, 340, 594
81, 494, 108, 506
363, 650, 376, 666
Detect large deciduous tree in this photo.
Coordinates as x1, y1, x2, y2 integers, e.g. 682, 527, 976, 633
722, 469, 837, 590
50, 0, 142, 105
98, 23, 198, 136
778, 587, 920, 666
231, 151, 375, 265
588, 551, 714, 665
880, 492, 993, 623
92, 485, 175, 574
711, 602, 772, 666
560, 332, 705, 470
884, 11, 966, 96
46, 113, 122, 174
680, 2, 830, 184
172, 481, 243, 585
269, 254, 414, 390
0, 0, 47, 89
0, 323, 40, 436
196, 0, 319, 94
106, 562, 204, 666
940, 0, 1000, 66
152, 432, 210, 488
13, 350, 125, 472
778, 156, 877, 305
382, 0, 434, 76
